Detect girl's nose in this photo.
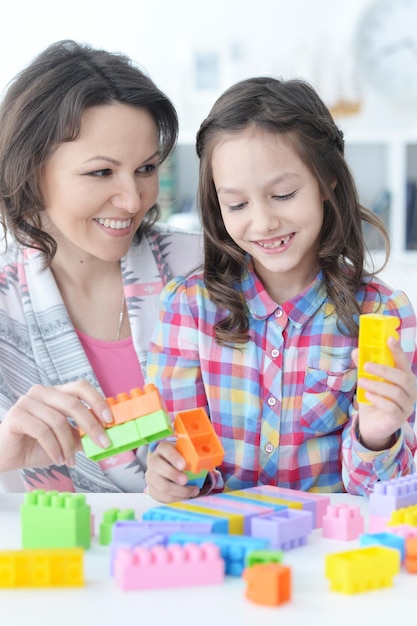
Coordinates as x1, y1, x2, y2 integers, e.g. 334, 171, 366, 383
252, 203, 280, 234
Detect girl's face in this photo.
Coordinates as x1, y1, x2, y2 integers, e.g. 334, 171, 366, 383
41, 103, 160, 264
212, 125, 324, 303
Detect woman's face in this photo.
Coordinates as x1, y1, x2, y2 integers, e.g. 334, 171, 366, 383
41, 103, 160, 264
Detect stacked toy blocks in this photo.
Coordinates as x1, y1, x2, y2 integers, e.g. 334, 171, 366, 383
143, 485, 330, 537
368, 474, 417, 532
21, 490, 91, 549
174, 408, 224, 487
325, 545, 400, 594
357, 313, 399, 404
322, 504, 364, 541
0, 548, 84, 588
114, 543, 225, 590
80, 384, 173, 461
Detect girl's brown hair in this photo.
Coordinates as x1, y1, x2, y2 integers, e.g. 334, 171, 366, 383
0, 39, 178, 265
196, 76, 389, 345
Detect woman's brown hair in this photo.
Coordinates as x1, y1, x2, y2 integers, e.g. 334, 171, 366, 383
0, 39, 178, 265
196, 76, 389, 345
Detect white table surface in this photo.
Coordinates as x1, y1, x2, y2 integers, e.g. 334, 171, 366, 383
0, 492, 415, 626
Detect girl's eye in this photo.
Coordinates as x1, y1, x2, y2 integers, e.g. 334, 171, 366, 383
137, 163, 158, 175
274, 191, 297, 201
228, 202, 247, 211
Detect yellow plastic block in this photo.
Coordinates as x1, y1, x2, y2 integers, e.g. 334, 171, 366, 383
325, 546, 400, 594
357, 314, 399, 404
0, 548, 84, 587
168, 501, 244, 534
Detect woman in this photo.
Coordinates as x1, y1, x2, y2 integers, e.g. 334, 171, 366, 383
0, 40, 202, 492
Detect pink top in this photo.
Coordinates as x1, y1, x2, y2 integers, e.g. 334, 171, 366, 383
76, 331, 144, 397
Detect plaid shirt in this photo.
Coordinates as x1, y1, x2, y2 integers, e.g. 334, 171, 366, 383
147, 266, 417, 495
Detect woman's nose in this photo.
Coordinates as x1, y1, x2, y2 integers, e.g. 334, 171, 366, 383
111, 178, 142, 214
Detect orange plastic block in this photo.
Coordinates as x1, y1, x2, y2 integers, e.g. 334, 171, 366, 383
357, 314, 400, 404
405, 536, 417, 573
79, 384, 166, 436
244, 563, 291, 606
0, 548, 84, 587
174, 408, 224, 473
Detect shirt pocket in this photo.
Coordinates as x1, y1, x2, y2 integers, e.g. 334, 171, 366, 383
300, 367, 357, 435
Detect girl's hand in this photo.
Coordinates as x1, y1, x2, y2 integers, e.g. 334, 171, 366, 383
352, 337, 417, 450
145, 440, 200, 503
0, 380, 113, 472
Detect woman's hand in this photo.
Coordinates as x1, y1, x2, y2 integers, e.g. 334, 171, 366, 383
0, 380, 113, 472
352, 337, 417, 450
145, 440, 200, 502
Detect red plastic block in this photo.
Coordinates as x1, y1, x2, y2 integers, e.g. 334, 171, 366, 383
322, 504, 365, 541
174, 408, 224, 473
244, 563, 291, 606
114, 542, 225, 590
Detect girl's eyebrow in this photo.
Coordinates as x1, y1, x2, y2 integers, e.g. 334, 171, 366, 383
83, 150, 160, 166
217, 172, 300, 194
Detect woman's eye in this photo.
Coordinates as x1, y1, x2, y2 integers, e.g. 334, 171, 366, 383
137, 163, 158, 175
87, 169, 112, 177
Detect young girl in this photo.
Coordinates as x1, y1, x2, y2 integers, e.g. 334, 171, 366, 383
145, 77, 417, 503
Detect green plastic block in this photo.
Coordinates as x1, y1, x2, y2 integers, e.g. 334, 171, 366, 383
81, 418, 147, 461
245, 549, 284, 568
21, 490, 91, 549
99, 508, 136, 545
136, 409, 174, 443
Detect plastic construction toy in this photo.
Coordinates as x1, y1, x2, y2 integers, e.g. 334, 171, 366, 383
322, 504, 365, 541
357, 313, 400, 404
114, 543, 225, 590
359, 532, 406, 562
369, 475, 417, 532
80, 385, 174, 462
325, 545, 400, 594
21, 490, 91, 549
174, 408, 224, 475
250, 508, 313, 551
244, 563, 291, 606
388, 504, 417, 528
167, 532, 269, 577
143, 505, 229, 534
0, 548, 84, 588
405, 536, 417, 573
99, 508, 136, 546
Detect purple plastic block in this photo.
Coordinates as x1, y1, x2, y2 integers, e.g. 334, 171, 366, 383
250, 508, 313, 550
369, 476, 417, 517
247, 485, 330, 528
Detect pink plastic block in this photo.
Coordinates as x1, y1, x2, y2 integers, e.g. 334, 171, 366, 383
388, 525, 417, 540
114, 542, 225, 590
322, 504, 364, 541
369, 514, 390, 533
251, 485, 330, 529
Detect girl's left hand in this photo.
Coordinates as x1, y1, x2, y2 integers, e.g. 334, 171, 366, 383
351, 337, 417, 450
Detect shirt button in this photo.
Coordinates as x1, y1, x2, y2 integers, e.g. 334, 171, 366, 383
267, 396, 277, 407
265, 442, 274, 454
271, 348, 279, 358
275, 308, 283, 318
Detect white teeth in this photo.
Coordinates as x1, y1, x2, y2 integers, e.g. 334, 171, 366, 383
95, 218, 131, 230
259, 235, 292, 248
